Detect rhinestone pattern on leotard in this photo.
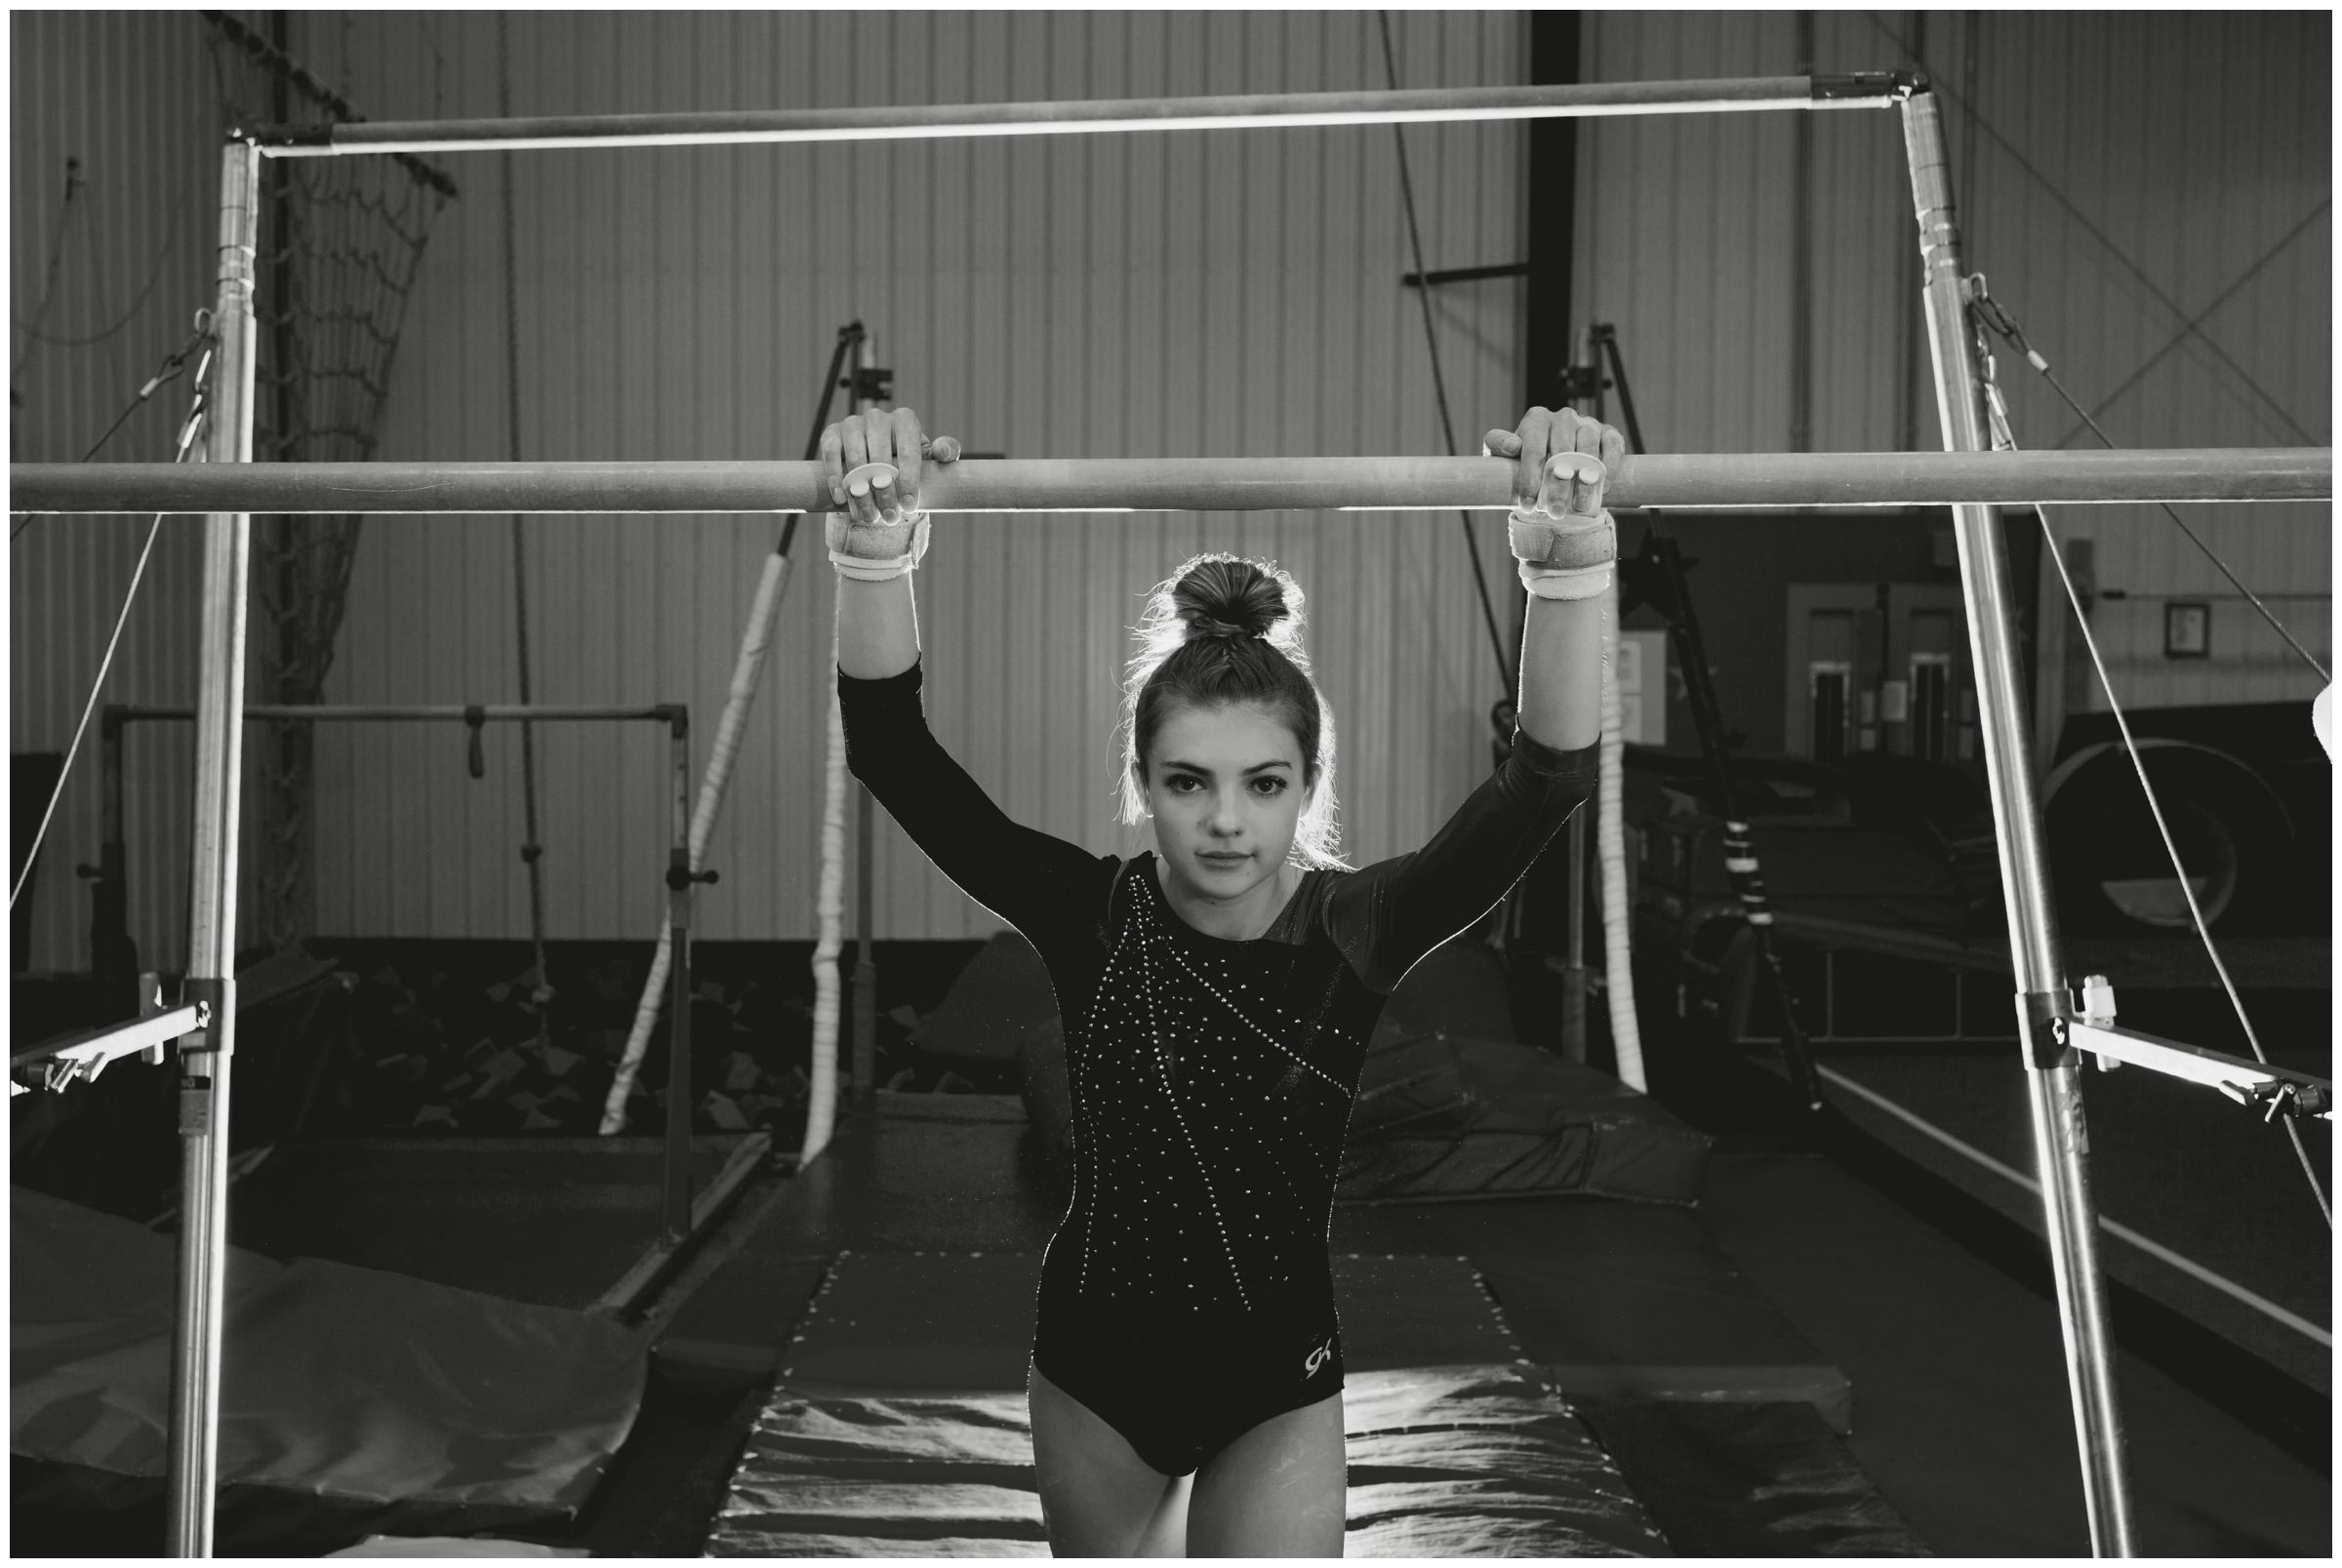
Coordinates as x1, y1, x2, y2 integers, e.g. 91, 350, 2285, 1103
835, 659, 1598, 1370
1055, 859, 1377, 1324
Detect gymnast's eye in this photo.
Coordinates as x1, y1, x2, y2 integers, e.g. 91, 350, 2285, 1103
1250, 777, 1288, 797
1164, 774, 1203, 794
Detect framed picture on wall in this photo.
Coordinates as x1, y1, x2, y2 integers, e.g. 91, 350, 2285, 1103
2163, 601, 2210, 659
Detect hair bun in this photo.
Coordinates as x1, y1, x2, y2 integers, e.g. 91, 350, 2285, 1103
1171, 555, 1288, 642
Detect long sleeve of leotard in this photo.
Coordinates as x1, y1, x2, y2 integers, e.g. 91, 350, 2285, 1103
837, 660, 1114, 946
1320, 730, 1598, 993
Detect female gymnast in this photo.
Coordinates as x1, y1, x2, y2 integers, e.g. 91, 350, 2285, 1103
820, 403, 1619, 1556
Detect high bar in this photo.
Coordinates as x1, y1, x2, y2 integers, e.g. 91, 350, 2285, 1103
252, 74, 1918, 157
12, 449, 2328, 516
108, 704, 684, 724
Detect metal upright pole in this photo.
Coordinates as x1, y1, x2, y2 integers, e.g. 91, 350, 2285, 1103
1555, 327, 1596, 1065
850, 334, 879, 1101
165, 135, 261, 1559
1902, 91, 2134, 1556
663, 713, 695, 1242
90, 708, 136, 1013
854, 785, 877, 1096
1559, 814, 1588, 1062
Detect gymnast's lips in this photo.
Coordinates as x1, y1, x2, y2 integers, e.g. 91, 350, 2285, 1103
1197, 852, 1250, 868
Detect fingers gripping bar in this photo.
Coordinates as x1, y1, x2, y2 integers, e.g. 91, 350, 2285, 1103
1512, 452, 1617, 600
828, 462, 932, 582
840, 462, 903, 503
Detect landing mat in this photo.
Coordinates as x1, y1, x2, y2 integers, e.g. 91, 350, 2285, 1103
1343, 1033, 1710, 1205
707, 1365, 1669, 1557
13, 1187, 646, 1543
1571, 1398, 1928, 1556
225, 1135, 749, 1311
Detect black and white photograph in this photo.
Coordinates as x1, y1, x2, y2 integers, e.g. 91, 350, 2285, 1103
9, 8, 2330, 1558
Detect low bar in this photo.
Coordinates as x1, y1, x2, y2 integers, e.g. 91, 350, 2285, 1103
12, 448, 2329, 517
255, 75, 1915, 158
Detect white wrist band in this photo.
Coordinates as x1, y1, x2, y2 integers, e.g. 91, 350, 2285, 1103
1510, 503, 1615, 599
829, 511, 930, 581
1518, 558, 1614, 600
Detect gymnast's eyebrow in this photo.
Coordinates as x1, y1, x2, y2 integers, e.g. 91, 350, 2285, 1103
1160, 758, 1292, 776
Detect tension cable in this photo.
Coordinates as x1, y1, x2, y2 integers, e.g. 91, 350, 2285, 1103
1967, 277, 2328, 684
1973, 311, 2330, 1226
13, 314, 221, 548
11, 327, 218, 911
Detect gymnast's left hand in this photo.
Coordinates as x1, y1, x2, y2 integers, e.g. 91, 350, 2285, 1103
1486, 408, 1625, 600
1482, 407, 1625, 518
818, 406, 962, 527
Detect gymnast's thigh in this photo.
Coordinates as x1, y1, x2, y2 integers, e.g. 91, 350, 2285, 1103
1028, 1362, 1187, 1557
1185, 1387, 1347, 1558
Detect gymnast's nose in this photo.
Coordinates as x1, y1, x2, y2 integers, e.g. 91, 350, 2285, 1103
1207, 786, 1247, 836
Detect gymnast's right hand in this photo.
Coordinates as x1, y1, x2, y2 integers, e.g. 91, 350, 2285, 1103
819, 407, 960, 581
1485, 406, 1622, 601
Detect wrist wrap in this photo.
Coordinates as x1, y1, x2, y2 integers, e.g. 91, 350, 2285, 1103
828, 510, 931, 581
1510, 507, 1616, 600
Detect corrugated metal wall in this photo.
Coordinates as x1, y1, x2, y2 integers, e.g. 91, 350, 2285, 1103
16, 12, 2327, 965
10, 11, 236, 975
306, 10, 1532, 944
1575, 11, 2330, 713
1951, 12, 2332, 709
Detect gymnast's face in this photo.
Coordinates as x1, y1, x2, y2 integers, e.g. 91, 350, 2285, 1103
1142, 701, 1313, 901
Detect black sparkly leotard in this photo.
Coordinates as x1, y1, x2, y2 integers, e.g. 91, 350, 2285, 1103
840, 661, 1596, 1476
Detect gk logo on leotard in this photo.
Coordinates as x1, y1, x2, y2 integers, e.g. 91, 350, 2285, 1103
1304, 1337, 1334, 1377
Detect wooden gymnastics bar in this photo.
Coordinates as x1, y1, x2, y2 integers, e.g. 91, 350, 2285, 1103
250, 74, 1918, 157
106, 703, 683, 722
11, 447, 2329, 516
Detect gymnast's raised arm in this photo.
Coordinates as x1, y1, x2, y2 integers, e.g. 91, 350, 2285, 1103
1321, 406, 1619, 990
825, 405, 952, 680
1496, 405, 1619, 754
823, 407, 1110, 940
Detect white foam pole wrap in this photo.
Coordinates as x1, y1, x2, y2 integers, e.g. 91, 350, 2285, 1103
600, 549, 794, 1133
1597, 583, 1645, 1091
804, 663, 848, 1161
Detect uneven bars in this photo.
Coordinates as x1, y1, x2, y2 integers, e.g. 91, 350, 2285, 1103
252, 75, 1918, 157
14, 449, 2329, 516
